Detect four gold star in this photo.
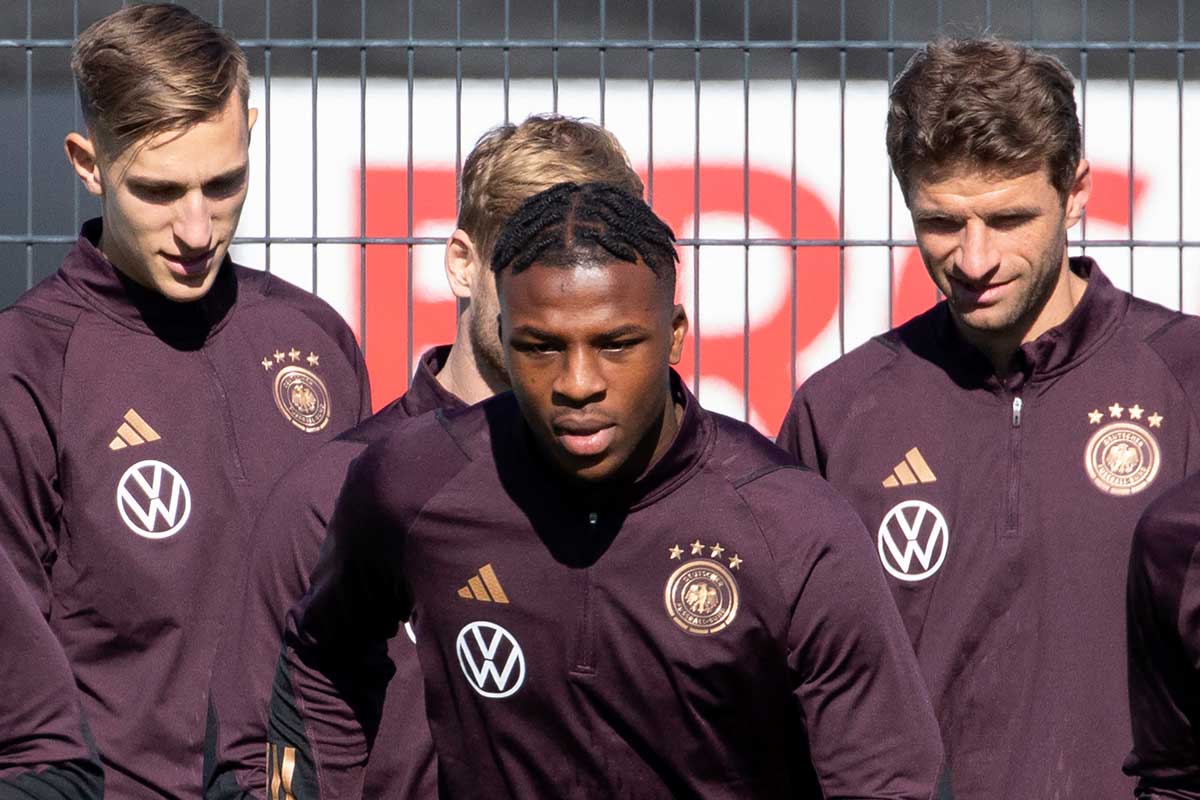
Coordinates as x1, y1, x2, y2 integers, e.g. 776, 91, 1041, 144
1087, 409, 1103, 424
1149, 412, 1163, 428
674, 540, 744, 570
273, 350, 286, 363
307, 352, 320, 367
1129, 404, 1144, 420
668, 544, 683, 560
1108, 402, 1124, 419
261, 357, 274, 371
710, 543, 725, 559
728, 555, 742, 570
288, 348, 301, 362
689, 539, 704, 555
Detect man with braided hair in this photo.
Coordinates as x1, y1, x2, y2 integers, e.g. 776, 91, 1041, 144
204, 116, 644, 799
267, 182, 943, 798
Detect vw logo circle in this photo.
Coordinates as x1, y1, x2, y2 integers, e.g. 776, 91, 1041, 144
877, 499, 949, 582
456, 621, 526, 699
115, 459, 192, 540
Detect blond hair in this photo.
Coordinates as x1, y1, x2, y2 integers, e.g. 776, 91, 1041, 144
72, 3, 249, 158
457, 114, 644, 264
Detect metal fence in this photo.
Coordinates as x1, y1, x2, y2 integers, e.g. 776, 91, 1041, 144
1, 0, 1196, 433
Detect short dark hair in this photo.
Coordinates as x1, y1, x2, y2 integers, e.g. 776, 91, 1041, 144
491, 182, 678, 295
72, 3, 249, 158
887, 36, 1082, 201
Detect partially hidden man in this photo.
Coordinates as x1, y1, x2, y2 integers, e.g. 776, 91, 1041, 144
266, 182, 944, 798
0, 5, 369, 796
777, 37, 1200, 799
203, 115, 645, 799
0, 543, 103, 799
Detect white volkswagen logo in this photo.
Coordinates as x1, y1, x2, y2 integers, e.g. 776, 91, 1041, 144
115, 459, 192, 540
877, 500, 948, 582
456, 621, 525, 699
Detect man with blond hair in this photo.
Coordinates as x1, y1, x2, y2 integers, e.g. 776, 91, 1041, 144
203, 114, 645, 799
778, 37, 1200, 798
0, 5, 370, 795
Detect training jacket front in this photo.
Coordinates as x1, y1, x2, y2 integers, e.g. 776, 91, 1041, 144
0, 544, 103, 799
0, 220, 370, 798
1125, 470, 1200, 799
269, 378, 944, 799
778, 258, 1200, 800
205, 346, 459, 799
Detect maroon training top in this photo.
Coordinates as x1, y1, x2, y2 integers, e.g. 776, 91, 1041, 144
269, 376, 944, 799
205, 346, 461, 799
0, 220, 370, 797
1125, 470, 1200, 798
778, 258, 1200, 799
0, 544, 102, 798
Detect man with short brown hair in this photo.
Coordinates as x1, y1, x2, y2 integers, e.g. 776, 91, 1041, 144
203, 114, 645, 799
0, 5, 370, 795
779, 36, 1200, 799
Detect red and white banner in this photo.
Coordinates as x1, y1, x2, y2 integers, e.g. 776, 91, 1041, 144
232, 79, 1199, 435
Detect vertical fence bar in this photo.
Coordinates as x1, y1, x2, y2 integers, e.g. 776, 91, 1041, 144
551, 0, 559, 112
1079, 0, 1088, 254
837, 0, 847, 355
359, 0, 367, 353
72, 0, 80, 232
455, 0, 462, 196
407, 0, 415, 379
789, 0, 798, 394
646, 0, 654, 206
1128, 0, 1136, 292
887, 0, 896, 329
264, 0, 273, 273
691, 0, 701, 397
742, 0, 750, 422
599, 0, 607, 125
1178, 0, 1185, 309
311, 0, 319, 294
503, 0, 510, 123
25, 0, 33, 290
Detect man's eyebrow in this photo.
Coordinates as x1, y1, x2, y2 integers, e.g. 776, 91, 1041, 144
510, 325, 562, 339
983, 206, 1041, 219
911, 209, 964, 223
596, 324, 650, 339
125, 164, 248, 191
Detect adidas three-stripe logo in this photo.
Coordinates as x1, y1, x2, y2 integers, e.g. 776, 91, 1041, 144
457, 564, 510, 603
109, 409, 161, 451
882, 447, 937, 488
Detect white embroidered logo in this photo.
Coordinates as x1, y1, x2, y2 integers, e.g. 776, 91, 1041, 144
456, 621, 526, 698
116, 459, 192, 540
877, 500, 949, 582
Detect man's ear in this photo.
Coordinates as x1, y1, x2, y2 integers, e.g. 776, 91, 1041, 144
64, 132, 103, 197
1064, 158, 1092, 230
668, 304, 689, 365
444, 229, 482, 301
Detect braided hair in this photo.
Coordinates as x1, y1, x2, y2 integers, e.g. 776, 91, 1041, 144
490, 182, 678, 291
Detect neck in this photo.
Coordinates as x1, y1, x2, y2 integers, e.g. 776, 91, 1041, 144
436, 314, 509, 405
960, 253, 1088, 377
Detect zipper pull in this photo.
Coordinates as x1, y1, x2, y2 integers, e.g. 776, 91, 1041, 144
1012, 396, 1023, 427
588, 511, 598, 526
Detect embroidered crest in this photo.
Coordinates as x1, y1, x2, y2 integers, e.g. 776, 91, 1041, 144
273, 364, 331, 433
1084, 403, 1162, 496
664, 545, 740, 636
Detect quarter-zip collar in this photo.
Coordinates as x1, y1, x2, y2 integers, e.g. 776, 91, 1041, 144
399, 345, 464, 417
59, 218, 238, 345
927, 257, 1126, 394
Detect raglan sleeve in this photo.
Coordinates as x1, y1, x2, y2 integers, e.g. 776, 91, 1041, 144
265, 419, 467, 799
756, 470, 944, 798
1125, 486, 1200, 799
0, 545, 104, 799
0, 309, 70, 616
204, 453, 348, 800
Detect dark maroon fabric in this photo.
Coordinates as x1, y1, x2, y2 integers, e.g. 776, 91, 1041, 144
271, 377, 945, 799
0, 543, 103, 797
1126, 472, 1200, 799
778, 258, 1200, 800
0, 220, 370, 798
205, 346, 459, 799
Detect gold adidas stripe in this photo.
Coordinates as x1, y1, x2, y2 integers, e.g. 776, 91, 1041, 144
904, 447, 936, 482
479, 563, 509, 604
467, 575, 491, 602
124, 409, 160, 442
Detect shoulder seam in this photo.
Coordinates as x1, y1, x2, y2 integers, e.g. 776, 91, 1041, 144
730, 463, 803, 490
